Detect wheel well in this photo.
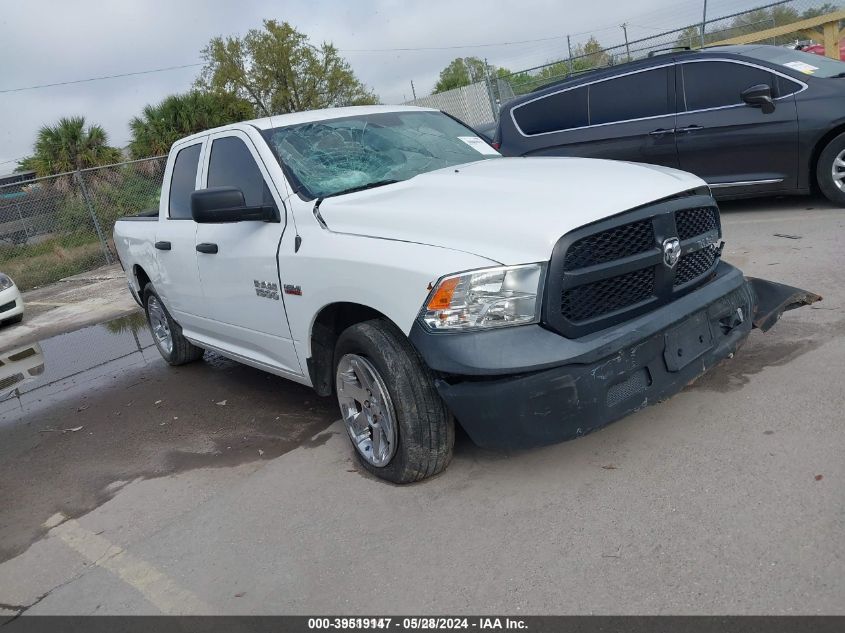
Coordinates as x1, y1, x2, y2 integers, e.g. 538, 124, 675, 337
133, 265, 151, 294
809, 124, 845, 192
308, 302, 389, 397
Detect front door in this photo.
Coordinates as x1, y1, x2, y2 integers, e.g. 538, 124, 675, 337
194, 131, 302, 376
674, 59, 800, 196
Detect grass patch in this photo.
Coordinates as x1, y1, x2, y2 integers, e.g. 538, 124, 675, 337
0, 235, 108, 291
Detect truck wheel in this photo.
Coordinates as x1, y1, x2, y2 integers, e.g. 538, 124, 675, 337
816, 132, 845, 206
334, 319, 454, 483
143, 284, 204, 366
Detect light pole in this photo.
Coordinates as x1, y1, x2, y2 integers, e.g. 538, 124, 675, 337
621, 23, 631, 61
700, 0, 708, 48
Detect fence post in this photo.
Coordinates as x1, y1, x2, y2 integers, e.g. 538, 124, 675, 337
483, 58, 498, 122
567, 35, 574, 76
700, 0, 708, 47
75, 169, 113, 265
15, 200, 30, 241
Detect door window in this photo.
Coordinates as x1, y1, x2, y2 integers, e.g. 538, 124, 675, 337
168, 143, 202, 219
513, 86, 588, 135
589, 67, 672, 125
681, 61, 779, 111
207, 136, 273, 206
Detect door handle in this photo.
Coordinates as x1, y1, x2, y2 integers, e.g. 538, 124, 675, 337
154, 241, 171, 251
676, 125, 704, 133
196, 243, 218, 254
649, 128, 675, 136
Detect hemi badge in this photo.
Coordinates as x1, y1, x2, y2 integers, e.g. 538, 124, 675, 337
284, 284, 302, 296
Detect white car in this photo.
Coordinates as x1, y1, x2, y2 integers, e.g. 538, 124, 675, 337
0, 273, 23, 326
113, 105, 819, 483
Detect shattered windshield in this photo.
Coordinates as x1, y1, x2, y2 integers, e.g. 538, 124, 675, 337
261, 110, 501, 199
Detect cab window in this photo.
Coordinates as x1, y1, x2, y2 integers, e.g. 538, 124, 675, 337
207, 136, 274, 207
168, 143, 202, 219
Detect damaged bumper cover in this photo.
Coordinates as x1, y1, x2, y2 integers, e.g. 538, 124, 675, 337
409, 262, 820, 451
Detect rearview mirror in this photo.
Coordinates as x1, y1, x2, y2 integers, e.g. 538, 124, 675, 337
190, 187, 279, 223
741, 84, 775, 114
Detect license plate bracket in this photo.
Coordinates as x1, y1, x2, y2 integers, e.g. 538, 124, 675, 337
664, 311, 713, 372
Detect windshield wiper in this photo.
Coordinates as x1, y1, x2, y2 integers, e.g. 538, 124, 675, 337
323, 179, 401, 199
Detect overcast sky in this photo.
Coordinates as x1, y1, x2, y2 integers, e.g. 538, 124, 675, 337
0, 0, 784, 169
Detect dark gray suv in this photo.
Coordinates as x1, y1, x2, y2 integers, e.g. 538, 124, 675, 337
493, 45, 845, 205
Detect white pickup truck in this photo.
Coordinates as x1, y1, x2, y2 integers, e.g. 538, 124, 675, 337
114, 105, 819, 483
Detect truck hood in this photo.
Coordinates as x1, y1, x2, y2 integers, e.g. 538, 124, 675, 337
317, 157, 705, 265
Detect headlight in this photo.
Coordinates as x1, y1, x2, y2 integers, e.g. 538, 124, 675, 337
0, 274, 13, 292
421, 263, 545, 331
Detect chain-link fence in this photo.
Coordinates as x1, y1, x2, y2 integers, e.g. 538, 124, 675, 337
497, 0, 842, 96
410, 0, 842, 122
405, 78, 515, 128
0, 156, 166, 291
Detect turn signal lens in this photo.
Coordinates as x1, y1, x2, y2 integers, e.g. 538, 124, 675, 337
427, 277, 460, 310
421, 263, 545, 331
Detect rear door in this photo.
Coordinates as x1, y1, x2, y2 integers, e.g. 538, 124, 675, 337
194, 130, 302, 376
508, 64, 679, 168
155, 138, 206, 327
674, 59, 801, 195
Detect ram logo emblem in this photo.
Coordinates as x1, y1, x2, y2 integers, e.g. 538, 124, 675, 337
662, 237, 681, 269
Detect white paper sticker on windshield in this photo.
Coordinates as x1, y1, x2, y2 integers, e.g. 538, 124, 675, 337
783, 60, 818, 74
458, 136, 500, 155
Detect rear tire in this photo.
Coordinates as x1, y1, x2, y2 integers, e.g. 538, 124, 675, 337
143, 284, 204, 366
816, 132, 845, 206
334, 319, 454, 484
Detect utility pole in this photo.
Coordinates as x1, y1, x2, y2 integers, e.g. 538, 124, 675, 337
700, 0, 708, 48
621, 23, 631, 61
566, 35, 573, 76
410, 80, 417, 100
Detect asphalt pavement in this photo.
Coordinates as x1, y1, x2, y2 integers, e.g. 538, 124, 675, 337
0, 195, 842, 617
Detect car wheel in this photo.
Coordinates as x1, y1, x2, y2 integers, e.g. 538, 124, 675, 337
816, 132, 845, 206
334, 319, 454, 483
143, 284, 204, 366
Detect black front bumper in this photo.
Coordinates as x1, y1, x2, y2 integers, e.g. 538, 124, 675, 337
409, 263, 819, 451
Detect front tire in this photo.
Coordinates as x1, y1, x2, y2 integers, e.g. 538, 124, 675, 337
143, 284, 204, 366
334, 319, 454, 483
816, 132, 845, 206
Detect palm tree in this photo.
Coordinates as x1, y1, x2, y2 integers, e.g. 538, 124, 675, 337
24, 116, 123, 177
128, 91, 254, 159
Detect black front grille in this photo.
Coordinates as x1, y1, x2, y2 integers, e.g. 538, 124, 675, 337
676, 206, 719, 241
674, 247, 717, 286
564, 219, 654, 270
545, 193, 722, 338
561, 268, 655, 322
0, 300, 15, 314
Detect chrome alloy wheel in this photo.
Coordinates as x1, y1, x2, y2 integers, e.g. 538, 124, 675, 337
147, 295, 173, 356
832, 149, 845, 191
336, 354, 398, 467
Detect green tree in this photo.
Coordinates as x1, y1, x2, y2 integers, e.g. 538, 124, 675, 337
22, 116, 122, 177
433, 57, 493, 93
196, 20, 377, 116
128, 91, 254, 159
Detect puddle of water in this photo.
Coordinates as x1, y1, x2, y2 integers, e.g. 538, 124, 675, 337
0, 313, 155, 421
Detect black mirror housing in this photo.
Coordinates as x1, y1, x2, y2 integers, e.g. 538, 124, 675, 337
741, 84, 775, 114
191, 187, 279, 223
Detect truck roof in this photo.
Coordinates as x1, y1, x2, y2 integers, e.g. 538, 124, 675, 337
175, 104, 439, 146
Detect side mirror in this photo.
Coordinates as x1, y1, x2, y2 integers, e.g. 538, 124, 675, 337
741, 84, 775, 114
190, 187, 278, 223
